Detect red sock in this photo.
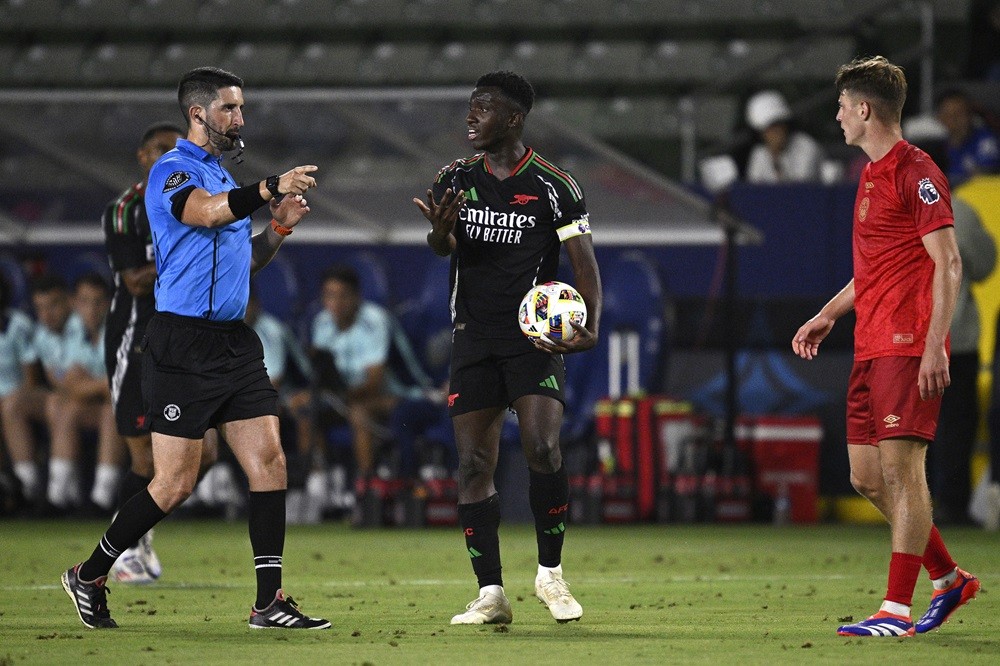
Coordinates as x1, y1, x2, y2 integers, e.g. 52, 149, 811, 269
922, 525, 957, 580
885, 552, 923, 607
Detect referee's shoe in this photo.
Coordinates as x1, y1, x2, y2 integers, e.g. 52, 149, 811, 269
61, 563, 118, 629
249, 590, 331, 629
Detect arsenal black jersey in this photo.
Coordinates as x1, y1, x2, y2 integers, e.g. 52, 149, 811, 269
432, 147, 592, 339
102, 182, 156, 353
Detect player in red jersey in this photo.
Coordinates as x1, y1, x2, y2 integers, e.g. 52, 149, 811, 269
793, 56, 979, 638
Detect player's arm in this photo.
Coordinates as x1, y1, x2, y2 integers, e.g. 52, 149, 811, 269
120, 264, 157, 296
177, 166, 317, 229
250, 193, 311, 274
414, 187, 464, 256
791, 279, 855, 360
919, 225, 962, 400
535, 234, 602, 356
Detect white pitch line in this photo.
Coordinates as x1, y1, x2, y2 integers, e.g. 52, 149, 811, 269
6, 573, 862, 592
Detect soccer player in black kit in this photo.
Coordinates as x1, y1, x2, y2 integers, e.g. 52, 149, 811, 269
413, 71, 602, 624
102, 122, 219, 584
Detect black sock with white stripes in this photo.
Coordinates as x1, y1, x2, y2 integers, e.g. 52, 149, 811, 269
79, 489, 167, 582
249, 490, 286, 610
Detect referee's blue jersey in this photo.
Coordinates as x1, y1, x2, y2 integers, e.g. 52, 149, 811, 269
146, 139, 252, 321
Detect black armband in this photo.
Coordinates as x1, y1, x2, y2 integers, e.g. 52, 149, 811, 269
169, 185, 197, 222
227, 182, 268, 220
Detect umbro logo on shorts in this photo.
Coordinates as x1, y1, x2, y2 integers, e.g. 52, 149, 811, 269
163, 404, 182, 421
883, 414, 900, 428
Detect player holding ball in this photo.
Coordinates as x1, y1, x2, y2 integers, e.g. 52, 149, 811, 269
413, 70, 601, 625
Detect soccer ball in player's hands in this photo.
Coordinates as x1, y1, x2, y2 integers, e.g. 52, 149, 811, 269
518, 281, 588, 342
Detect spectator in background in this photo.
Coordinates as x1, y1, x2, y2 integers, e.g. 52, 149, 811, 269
904, 115, 998, 525
935, 89, 1000, 186
0, 272, 37, 504
50, 273, 125, 515
6, 274, 75, 511
744, 90, 824, 183
967, 0, 1000, 81
310, 266, 436, 493
244, 288, 317, 523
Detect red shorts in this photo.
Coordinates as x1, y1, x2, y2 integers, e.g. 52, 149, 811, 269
846, 356, 941, 446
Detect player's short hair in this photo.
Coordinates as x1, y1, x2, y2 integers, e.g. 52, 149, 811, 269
835, 55, 907, 124
140, 121, 185, 146
29, 273, 68, 296
177, 67, 244, 123
476, 71, 534, 115
73, 272, 111, 296
321, 265, 360, 293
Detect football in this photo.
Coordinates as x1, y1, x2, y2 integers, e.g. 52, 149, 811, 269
518, 281, 588, 341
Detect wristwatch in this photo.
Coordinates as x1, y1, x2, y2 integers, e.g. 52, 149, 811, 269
265, 175, 281, 198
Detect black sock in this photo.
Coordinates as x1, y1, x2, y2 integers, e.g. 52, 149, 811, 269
117, 472, 153, 549
79, 489, 167, 582
529, 466, 569, 568
457, 494, 502, 588
249, 490, 286, 610
117, 471, 152, 509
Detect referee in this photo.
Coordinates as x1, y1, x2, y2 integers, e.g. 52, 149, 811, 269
63, 67, 329, 630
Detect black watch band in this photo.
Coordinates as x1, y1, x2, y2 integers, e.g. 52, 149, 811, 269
265, 175, 281, 198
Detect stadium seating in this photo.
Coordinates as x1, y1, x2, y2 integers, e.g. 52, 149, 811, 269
562, 250, 666, 442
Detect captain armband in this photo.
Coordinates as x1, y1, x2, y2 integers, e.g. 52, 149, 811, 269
556, 214, 592, 242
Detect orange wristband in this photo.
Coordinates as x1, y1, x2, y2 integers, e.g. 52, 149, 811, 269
270, 219, 293, 236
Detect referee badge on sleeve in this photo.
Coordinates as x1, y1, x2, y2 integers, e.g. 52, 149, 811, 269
163, 171, 191, 192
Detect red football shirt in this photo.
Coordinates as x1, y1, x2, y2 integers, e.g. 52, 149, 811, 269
852, 140, 954, 360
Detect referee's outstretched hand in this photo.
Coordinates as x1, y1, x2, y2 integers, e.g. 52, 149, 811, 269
532, 321, 597, 355
277, 165, 319, 197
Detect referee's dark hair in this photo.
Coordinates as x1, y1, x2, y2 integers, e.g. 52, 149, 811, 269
321, 265, 360, 293
476, 71, 534, 115
177, 67, 244, 123
140, 121, 185, 146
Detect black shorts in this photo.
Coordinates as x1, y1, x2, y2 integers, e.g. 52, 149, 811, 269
448, 328, 565, 417
141, 312, 278, 439
105, 323, 148, 437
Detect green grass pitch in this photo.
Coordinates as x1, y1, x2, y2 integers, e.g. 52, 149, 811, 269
0, 520, 996, 665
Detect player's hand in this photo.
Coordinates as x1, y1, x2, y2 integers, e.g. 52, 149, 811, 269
413, 187, 465, 237
532, 321, 597, 355
791, 314, 835, 360
277, 165, 318, 196
918, 344, 950, 400
271, 194, 310, 228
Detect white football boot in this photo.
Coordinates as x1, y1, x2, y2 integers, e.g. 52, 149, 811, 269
535, 565, 583, 622
450, 585, 513, 625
